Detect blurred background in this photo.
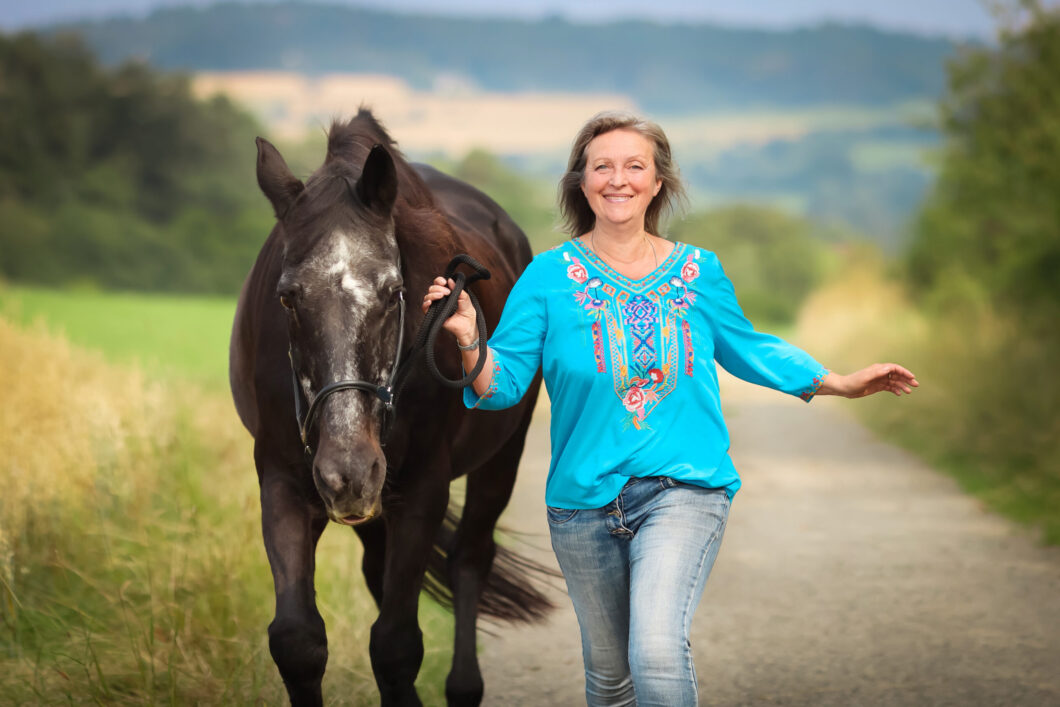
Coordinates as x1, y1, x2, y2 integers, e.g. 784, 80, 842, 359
1, 0, 1057, 703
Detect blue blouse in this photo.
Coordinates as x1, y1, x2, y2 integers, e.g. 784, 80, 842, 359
464, 240, 829, 509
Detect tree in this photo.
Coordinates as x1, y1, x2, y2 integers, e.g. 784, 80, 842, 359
907, 1, 1060, 317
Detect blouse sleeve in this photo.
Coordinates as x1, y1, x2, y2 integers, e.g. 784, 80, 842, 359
702, 252, 828, 402
463, 258, 547, 410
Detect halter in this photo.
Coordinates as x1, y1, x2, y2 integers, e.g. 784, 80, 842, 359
291, 290, 405, 458
290, 255, 490, 459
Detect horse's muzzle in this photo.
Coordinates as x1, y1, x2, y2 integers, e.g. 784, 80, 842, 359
312, 439, 386, 525
330, 509, 378, 526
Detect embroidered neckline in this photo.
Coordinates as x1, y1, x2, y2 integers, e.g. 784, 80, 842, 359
570, 239, 685, 293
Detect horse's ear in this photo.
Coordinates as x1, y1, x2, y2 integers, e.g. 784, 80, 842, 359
256, 137, 304, 219
353, 144, 397, 215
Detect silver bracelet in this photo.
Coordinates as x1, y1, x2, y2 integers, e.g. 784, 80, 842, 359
457, 338, 480, 351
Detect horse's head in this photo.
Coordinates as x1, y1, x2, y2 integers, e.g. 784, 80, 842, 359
256, 134, 402, 526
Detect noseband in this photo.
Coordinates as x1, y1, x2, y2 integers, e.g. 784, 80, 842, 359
290, 255, 491, 459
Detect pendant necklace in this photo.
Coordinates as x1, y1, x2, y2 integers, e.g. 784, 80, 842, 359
591, 229, 658, 271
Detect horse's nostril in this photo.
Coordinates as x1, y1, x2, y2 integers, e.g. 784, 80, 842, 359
314, 459, 348, 495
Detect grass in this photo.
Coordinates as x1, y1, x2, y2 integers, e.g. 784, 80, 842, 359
0, 284, 236, 390
795, 257, 1060, 545
0, 296, 455, 704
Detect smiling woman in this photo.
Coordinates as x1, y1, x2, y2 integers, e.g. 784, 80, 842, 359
424, 109, 918, 707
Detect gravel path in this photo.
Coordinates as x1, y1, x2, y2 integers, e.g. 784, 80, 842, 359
476, 375, 1060, 706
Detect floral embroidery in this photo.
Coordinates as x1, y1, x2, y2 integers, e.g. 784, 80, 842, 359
681, 255, 700, 283
799, 370, 829, 402
567, 257, 588, 284
572, 276, 608, 316
565, 242, 699, 429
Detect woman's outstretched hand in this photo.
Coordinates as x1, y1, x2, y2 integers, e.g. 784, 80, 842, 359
421, 276, 478, 347
820, 364, 919, 399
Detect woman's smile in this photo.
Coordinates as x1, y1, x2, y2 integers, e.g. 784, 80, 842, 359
581, 128, 661, 227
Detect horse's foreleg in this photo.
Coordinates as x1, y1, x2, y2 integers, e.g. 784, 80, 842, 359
260, 468, 329, 707
445, 413, 530, 707
370, 461, 450, 707
354, 519, 386, 608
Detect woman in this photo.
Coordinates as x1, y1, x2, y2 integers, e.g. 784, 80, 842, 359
423, 111, 917, 706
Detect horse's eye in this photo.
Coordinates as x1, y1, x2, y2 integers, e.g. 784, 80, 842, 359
279, 295, 294, 310
389, 287, 405, 309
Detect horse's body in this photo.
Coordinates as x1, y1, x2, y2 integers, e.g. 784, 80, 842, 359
229, 110, 547, 706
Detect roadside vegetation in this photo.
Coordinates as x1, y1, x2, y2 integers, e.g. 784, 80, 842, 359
0, 312, 453, 704
800, 4, 1060, 544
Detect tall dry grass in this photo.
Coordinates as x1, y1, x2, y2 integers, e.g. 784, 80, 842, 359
0, 317, 453, 704
796, 256, 1060, 543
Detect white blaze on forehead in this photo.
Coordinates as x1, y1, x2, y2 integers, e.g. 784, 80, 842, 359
341, 272, 371, 308
324, 235, 353, 275
293, 228, 397, 437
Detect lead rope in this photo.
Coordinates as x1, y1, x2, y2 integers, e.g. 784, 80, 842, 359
392, 254, 491, 405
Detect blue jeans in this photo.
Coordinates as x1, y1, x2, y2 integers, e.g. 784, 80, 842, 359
547, 476, 730, 707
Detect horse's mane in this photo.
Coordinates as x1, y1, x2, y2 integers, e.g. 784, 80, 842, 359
284, 108, 453, 260
321, 108, 434, 208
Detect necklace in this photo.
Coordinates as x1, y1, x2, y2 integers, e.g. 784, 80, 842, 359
590, 229, 659, 271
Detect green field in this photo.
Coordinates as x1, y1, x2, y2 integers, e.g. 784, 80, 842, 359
0, 284, 236, 389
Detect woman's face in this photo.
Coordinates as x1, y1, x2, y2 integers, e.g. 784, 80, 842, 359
580, 128, 662, 232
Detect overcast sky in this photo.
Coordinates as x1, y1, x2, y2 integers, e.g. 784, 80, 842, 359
0, 0, 1001, 38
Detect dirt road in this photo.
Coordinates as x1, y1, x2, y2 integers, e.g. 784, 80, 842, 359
476, 376, 1060, 706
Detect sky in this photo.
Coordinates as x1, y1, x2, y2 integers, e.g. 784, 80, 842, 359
0, 0, 1000, 38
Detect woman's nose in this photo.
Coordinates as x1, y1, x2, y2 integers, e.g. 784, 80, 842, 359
608, 168, 626, 187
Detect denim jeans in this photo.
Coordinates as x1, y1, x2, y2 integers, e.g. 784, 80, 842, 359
547, 476, 730, 707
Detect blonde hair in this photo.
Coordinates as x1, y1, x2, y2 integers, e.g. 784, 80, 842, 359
558, 111, 687, 237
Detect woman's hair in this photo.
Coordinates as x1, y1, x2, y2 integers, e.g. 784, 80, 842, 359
558, 111, 687, 238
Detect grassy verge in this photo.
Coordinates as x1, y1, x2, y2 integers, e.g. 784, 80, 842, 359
795, 258, 1060, 544
0, 310, 453, 704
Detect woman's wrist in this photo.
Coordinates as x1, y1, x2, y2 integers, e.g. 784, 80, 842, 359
818, 372, 848, 397
454, 328, 478, 349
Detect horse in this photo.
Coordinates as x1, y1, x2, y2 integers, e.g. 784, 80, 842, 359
229, 109, 550, 706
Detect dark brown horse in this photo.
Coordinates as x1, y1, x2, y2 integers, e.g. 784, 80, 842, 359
229, 109, 548, 706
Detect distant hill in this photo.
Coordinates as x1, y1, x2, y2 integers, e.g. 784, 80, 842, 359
45, 1, 965, 112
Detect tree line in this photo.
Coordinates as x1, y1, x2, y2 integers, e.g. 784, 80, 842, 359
0, 32, 272, 293
51, 2, 958, 113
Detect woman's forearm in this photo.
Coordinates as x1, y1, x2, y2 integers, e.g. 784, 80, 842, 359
456, 328, 496, 397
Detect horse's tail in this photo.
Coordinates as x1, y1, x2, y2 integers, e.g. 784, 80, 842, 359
422, 505, 561, 623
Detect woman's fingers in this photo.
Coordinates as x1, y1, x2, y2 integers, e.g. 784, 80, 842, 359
421, 277, 475, 321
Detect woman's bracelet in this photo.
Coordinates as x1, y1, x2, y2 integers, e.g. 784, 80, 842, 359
457, 338, 479, 351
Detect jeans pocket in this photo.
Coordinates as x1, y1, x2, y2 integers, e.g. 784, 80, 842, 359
545, 505, 579, 525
